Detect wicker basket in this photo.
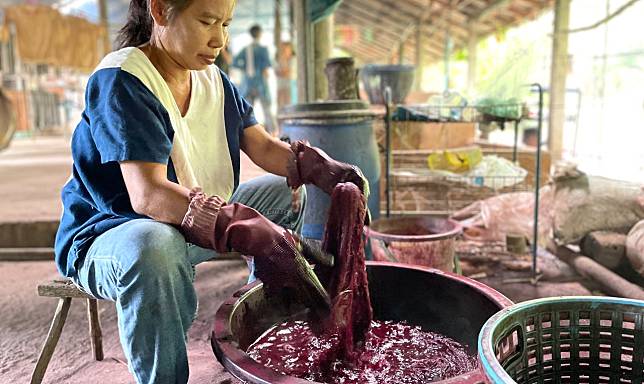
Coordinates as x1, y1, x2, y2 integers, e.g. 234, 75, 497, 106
478, 296, 644, 384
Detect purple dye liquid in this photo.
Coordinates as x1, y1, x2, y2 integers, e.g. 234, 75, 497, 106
247, 184, 476, 383
247, 319, 477, 383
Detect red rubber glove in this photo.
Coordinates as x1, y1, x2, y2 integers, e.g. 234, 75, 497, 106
286, 141, 371, 224
286, 141, 369, 196
180, 188, 330, 309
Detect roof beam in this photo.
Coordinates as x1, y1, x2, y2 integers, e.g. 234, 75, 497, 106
339, 1, 409, 34
348, 0, 418, 27
336, 3, 450, 57
336, 16, 444, 62
346, 44, 381, 61
335, 4, 428, 60
421, 18, 469, 41
401, 29, 450, 57
379, 0, 437, 21
418, 0, 480, 41
335, 10, 408, 45
388, 0, 434, 55
471, 0, 513, 21
335, 0, 554, 65
335, 11, 408, 55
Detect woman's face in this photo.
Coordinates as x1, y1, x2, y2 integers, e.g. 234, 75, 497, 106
155, 0, 235, 70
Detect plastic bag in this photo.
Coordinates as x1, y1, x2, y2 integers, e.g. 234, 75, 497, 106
626, 220, 644, 277
466, 155, 527, 189
406, 155, 527, 190
452, 185, 554, 246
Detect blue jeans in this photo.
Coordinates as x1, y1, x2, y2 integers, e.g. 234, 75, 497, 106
72, 175, 305, 384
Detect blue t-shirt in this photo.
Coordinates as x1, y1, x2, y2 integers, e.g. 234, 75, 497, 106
54, 48, 257, 279
232, 43, 272, 100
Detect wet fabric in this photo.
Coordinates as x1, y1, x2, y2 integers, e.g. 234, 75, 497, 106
247, 184, 478, 382
320, 183, 372, 359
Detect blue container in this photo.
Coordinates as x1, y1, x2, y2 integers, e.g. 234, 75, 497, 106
280, 100, 380, 240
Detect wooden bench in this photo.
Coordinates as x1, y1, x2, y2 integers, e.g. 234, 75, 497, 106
31, 279, 103, 384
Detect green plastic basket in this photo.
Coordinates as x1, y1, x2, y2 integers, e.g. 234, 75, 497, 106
479, 296, 644, 384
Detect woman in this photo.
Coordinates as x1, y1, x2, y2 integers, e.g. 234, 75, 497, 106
54, 0, 365, 383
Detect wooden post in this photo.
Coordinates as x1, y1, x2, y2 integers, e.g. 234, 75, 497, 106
414, 21, 424, 91
9, 24, 21, 80
548, 0, 571, 162
294, 0, 314, 102
466, 24, 478, 96
98, 0, 111, 54
443, 1, 455, 93
398, 42, 405, 64
274, 0, 282, 58
313, 15, 333, 101
0, 32, 8, 73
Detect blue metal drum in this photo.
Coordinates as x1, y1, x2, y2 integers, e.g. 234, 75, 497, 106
280, 100, 380, 240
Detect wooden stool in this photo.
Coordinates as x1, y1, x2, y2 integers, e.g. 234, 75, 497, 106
31, 279, 103, 384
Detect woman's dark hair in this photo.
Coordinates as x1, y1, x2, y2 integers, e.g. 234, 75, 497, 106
116, 0, 192, 49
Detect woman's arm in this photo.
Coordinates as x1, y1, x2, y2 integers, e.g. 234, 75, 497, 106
120, 161, 190, 225
240, 124, 291, 176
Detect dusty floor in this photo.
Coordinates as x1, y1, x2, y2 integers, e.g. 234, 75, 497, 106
0, 260, 247, 384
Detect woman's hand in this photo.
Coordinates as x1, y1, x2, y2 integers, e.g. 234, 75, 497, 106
286, 141, 369, 198
181, 189, 330, 310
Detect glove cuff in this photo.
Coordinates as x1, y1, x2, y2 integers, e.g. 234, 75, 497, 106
180, 187, 226, 249
286, 141, 305, 189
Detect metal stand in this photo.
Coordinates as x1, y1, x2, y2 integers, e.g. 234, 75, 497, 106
530, 83, 544, 284
379, 87, 544, 272
512, 120, 519, 163
505, 83, 545, 286
384, 87, 392, 218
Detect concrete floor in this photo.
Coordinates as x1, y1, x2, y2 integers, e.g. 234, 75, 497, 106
0, 137, 72, 222
0, 260, 246, 384
0, 136, 266, 222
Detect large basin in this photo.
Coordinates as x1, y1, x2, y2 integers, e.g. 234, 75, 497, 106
212, 261, 512, 383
